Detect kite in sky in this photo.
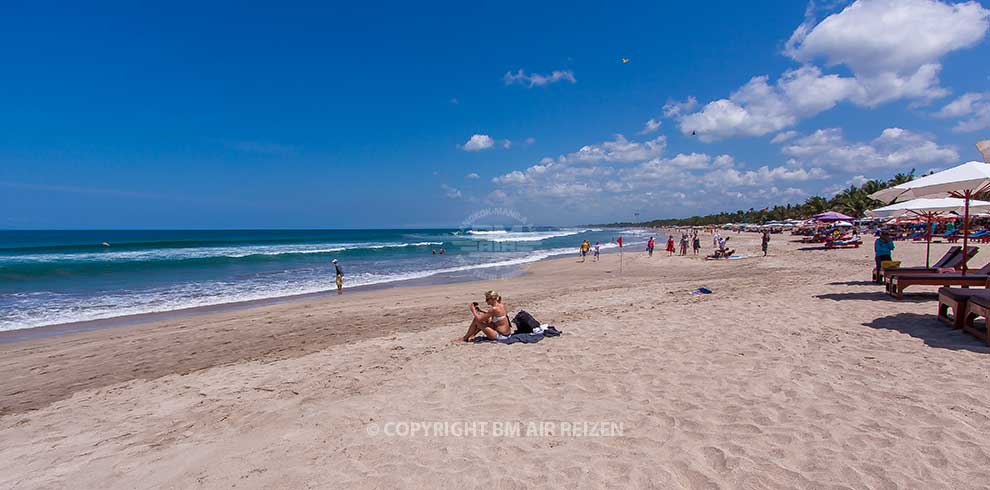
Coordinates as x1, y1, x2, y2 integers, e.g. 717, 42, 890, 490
621, 58, 630, 64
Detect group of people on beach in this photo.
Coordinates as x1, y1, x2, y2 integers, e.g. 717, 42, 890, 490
580, 239, 601, 262
658, 232, 702, 257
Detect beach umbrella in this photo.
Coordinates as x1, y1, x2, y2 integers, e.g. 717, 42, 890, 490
868, 197, 990, 267
812, 211, 855, 222
833, 220, 854, 227
870, 161, 990, 274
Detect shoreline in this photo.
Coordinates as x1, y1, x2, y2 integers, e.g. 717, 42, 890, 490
1, 242, 634, 340
0, 263, 533, 345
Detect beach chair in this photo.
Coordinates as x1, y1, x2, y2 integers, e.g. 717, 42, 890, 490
880, 246, 977, 278
960, 294, 990, 346
874, 246, 965, 283
937, 287, 990, 329
886, 262, 990, 300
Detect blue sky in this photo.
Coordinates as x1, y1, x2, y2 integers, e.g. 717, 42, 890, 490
1, 0, 988, 229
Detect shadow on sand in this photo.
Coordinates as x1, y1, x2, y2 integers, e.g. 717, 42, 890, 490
828, 280, 879, 286
815, 291, 934, 303
863, 312, 990, 353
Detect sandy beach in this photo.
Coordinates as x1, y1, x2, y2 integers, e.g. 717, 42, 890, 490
3, 232, 990, 489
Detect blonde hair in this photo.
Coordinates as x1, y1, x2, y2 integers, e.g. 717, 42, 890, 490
484, 290, 501, 302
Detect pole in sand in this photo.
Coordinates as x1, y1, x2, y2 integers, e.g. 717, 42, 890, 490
617, 235, 623, 275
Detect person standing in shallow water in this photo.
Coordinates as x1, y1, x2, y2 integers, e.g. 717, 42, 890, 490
332, 258, 344, 295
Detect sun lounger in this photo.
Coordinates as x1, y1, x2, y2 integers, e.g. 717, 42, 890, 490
937, 287, 990, 329
875, 246, 965, 282
878, 246, 978, 282
961, 294, 990, 346
886, 263, 990, 300
947, 230, 989, 243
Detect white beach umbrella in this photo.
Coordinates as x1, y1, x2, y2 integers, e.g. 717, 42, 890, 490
867, 197, 990, 217
870, 162, 990, 203
868, 197, 990, 267
870, 162, 990, 274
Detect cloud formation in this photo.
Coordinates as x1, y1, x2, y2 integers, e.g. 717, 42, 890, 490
503, 69, 576, 88
664, 0, 989, 141
461, 134, 495, 151
935, 92, 990, 132
441, 184, 462, 199
781, 127, 959, 171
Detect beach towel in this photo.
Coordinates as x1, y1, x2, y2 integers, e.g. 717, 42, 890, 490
472, 326, 562, 344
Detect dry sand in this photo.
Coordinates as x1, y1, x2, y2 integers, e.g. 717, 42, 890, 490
2, 233, 990, 489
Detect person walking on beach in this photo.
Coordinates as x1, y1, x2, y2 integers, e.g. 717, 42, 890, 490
874, 231, 895, 284
580, 240, 591, 262
666, 236, 675, 256
647, 236, 655, 257
593, 241, 601, 261
712, 230, 722, 249
692, 234, 701, 255
761, 231, 771, 257
332, 258, 344, 295
680, 234, 689, 256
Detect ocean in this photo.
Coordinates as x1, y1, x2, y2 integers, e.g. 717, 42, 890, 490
0, 228, 650, 331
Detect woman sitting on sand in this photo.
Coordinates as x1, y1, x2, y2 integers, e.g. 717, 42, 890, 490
461, 290, 512, 341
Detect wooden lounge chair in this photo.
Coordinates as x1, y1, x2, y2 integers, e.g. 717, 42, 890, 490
878, 246, 979, 282
886, 263, 990, 300
874, 246, 965, 282
937, 287, 990, 329
961, 295, 990, 346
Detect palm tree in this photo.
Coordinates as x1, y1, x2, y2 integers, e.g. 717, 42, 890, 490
804, 196, 831, 215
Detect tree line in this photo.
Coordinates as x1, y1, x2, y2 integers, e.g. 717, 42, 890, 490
594, 171, 917, 228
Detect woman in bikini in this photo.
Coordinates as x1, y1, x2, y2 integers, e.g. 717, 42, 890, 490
461, 290, 512, 341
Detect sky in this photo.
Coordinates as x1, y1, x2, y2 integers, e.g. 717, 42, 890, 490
0, 0, 988, 229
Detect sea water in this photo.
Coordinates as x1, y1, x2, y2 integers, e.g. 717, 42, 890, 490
0, 228, 651, 331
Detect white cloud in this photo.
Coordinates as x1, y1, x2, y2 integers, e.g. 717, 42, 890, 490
638, 118, 662, 135
525, 137, 536, 145
501, 139, 513, 149
486, 189, 509, 205
441, 184, 462, 199
782, 127, 959, 171
679, 66, 863, 141
662, 97, 697, 118
935, 92, 990, 132
671, 0, 989, 141
465, 172, 480, 180
559, 134, 667, 165
771, 131, 798, 144
490, 130, 830, 214
461, 134, 495, 151
785, 0, 988, 75
503, 69, 576, 88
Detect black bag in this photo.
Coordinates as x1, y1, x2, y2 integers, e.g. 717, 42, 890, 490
513, 310, 541, 334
